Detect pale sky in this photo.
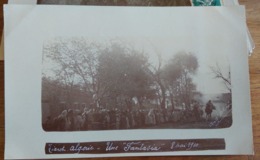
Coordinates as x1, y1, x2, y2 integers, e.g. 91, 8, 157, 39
121, 37, 231, 94
43, 36, 231, 95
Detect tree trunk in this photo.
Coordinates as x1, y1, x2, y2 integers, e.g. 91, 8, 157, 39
158, 81, 166, 110
170, 93, 174, 110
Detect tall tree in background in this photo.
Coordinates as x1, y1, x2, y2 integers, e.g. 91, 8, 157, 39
43, 39, 155, 110
97, 43, 154, 109
145, 49, 168, 110
163, 52, 198, 109
43, 38, 199, 111
43, 38, 101, 107
210, 63, 231, 94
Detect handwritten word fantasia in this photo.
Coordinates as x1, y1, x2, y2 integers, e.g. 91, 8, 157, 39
123, 142, 162, 152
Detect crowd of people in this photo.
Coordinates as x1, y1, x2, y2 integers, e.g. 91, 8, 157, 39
43, 101, 217, 131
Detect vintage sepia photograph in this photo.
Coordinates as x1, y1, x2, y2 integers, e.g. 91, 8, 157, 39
42, 38, 232, 131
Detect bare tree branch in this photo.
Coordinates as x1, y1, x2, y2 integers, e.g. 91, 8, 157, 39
210, 63, 231, 93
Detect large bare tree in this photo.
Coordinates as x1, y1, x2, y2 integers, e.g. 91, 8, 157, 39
210, 63, 231, 94
43, 38, 101, 107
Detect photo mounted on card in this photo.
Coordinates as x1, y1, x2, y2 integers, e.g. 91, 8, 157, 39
4, 5, 253, 159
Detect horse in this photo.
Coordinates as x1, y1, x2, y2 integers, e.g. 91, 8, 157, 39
205, 100, 216, 121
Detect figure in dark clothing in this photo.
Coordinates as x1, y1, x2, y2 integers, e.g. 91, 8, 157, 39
205, 100, 215, 121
